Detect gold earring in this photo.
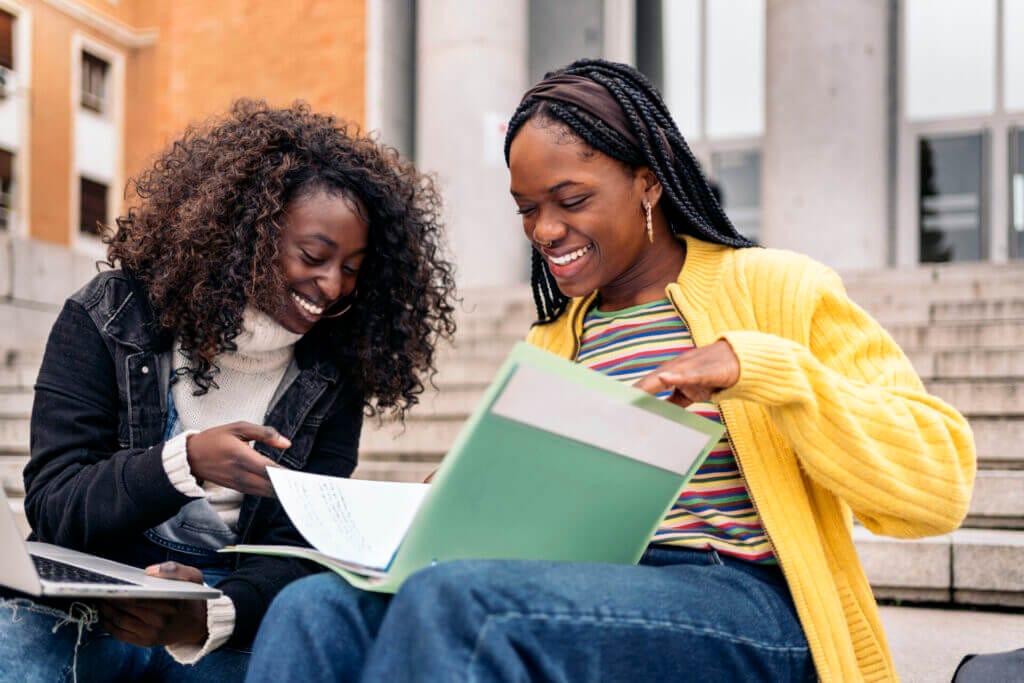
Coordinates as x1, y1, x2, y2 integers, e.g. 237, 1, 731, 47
643, 199, 653, 243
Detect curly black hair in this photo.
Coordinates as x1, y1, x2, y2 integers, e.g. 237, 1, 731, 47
106, 99, 457, 418
504, 59, 756, 325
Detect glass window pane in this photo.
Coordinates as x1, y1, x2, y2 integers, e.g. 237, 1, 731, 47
1006, 0, 1024, 112
661, 0, 701, 139
706, 0, 764, 139
1012, 129, 1024, 258
711, 148, 761, 243
906, 0, 995, 120
918, 133, 984, 262
79, 177, 108, 236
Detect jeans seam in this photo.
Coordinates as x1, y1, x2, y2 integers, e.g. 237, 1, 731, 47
466, 609, 810, 678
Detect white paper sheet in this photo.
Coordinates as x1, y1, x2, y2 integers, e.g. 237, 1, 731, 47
267, 468, 429, 571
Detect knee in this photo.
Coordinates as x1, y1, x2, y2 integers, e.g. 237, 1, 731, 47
394, 559, 515, 614
265, 573, 357, 628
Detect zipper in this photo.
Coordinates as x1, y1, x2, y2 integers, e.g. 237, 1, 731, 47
663, 288, 788, 579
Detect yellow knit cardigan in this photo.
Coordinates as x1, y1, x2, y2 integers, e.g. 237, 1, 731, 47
525, 235, 976, 682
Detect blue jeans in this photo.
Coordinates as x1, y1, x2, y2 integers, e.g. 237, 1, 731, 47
247, 547, 815, 682
0, 568, 249, 682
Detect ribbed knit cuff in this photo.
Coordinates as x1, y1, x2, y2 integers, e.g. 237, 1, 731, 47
713, 330, 808, 407
165, 595, 236, 664
161, 430, 206, 498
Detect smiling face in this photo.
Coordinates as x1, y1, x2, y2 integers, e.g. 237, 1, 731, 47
273, 189, 369, 334
509, 118, 674, 306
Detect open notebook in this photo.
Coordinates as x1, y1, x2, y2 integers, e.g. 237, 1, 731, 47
223, 342, 724, 593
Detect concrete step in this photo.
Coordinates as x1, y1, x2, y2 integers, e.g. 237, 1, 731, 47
0, 389, 32, 417
971, 418, 1024, 467
0, 415, 28, 454
434, 357, 505, 389
907, 348, 1024, 380
927, 380, 1024, 417
967, 470, 1024, 528
0, 361, 40, 391
360, 419, 461, 458
931, 299, 1024, 324
854, 526, 1024, 608
0, 454, 26, 496
352, 460, 434, 483
889, 320, 1024, 351
839, 261, 1024, 290
880, 605, 1024, 682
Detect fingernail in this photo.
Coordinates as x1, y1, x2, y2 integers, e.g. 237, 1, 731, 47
162, 561, 177, 572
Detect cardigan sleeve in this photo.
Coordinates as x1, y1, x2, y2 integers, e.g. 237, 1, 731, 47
714, 267, 976, 539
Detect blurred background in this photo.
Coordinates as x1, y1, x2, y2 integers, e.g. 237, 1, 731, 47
1, 2, 1024, 678
3, 0, 1022, 292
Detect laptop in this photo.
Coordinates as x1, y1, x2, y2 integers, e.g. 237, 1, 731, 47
0, 487, 221, 600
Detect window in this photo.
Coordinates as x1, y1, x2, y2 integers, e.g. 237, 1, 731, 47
81, 52, 108, 113
1012, 128, 1024, 259
0, 148, 12, 231
918, 133, 985, 262
1005, 0, 1024, 112
651, 0, 765, 245
79, 177, 108, 236
0, 10, 13, 70
905, 0, 995, 121
711, 149, 761, 243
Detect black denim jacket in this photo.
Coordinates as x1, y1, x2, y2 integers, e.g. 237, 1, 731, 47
24, 270, 363, 647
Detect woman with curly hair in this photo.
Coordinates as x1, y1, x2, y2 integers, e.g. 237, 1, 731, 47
0, 99, 456, 681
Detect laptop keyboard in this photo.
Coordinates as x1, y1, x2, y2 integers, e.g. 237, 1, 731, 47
32, 555, 137, 586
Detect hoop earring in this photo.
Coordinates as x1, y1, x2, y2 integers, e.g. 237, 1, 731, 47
643, 199, 653, 244
320, 292, 356, 319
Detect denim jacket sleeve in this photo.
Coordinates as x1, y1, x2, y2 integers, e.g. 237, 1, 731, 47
217, 385, 363, 647
24, 299, 192, 550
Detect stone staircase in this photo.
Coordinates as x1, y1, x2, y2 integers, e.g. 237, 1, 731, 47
2, 262, 1023, 612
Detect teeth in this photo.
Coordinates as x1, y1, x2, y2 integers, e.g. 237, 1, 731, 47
549, 244, 593, 266
291, 291, 324, 315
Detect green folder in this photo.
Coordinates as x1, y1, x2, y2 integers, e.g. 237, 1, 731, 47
225, 342, 724, 593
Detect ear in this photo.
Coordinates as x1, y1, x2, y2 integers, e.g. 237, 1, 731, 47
636, 167, 663, 207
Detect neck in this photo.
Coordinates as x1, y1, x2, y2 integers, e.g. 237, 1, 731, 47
597, 228, 686, 312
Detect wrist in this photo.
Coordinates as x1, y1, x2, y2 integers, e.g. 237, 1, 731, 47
184, 433, 205, 487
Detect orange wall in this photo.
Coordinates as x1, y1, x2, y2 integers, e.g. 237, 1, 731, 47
131, 0, 366, 179
23, 0, 366, 244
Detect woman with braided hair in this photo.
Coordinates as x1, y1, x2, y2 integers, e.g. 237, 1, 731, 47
247, 60, 974, 682
0, 99, 456, 681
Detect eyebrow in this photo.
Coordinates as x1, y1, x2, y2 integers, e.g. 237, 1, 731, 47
510, 180, 583, 198
304, 234, 338, 248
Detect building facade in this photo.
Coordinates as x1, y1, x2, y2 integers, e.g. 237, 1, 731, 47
370, 0, 1024, 286
0, 0, 365, 252
1, 0, 1022, 315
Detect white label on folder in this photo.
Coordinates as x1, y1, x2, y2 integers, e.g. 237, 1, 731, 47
489, 364, 710, 475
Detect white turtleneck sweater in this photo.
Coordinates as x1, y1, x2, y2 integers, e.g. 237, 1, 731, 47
161, 307, 302, 663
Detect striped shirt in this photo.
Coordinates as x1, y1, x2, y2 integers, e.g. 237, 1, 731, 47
577, 299, 776, 564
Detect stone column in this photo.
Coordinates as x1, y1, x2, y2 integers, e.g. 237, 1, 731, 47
416, 0, 529, 288
763, 0, 891, 270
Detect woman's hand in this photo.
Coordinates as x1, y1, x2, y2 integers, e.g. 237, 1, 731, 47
97, 562, 209, 647
633, 339, 740, 407
186, 422, 290, 497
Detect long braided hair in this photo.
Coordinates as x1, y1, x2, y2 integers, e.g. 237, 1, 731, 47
504, 59, 757, 325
